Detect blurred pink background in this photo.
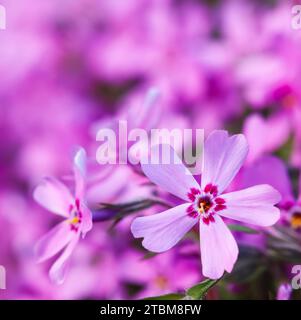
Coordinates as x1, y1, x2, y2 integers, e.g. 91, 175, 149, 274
0, 0, 301, 300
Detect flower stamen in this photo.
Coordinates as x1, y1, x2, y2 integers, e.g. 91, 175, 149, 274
69, 217, 80, 225
68, 199, 83, 232
291, 212, 301, 229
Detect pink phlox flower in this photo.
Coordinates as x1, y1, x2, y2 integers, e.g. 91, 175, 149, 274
33, 147, 92, 284
131, 130, 281, 279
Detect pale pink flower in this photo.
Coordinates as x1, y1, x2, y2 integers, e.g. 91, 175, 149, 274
33, 148, 92, 284
131, 130, 281, 279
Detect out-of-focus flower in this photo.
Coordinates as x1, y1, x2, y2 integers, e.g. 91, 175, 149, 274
33, 148, 92, 284
241, 156, 301, 230
131, 130, 281, 279
88, 0, 209, 104
88, 87, 189, 207
119, 250, 200, 299
92, 87, 161, 165
234, 4, 301, 166
276, 283, 292, 300
243, 114, 290, 164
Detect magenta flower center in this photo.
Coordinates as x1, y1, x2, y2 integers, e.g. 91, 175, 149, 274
68, 198, 83, 232
187, 184, 227, 225
198, 196, 213, 213
280, 201, 301, 229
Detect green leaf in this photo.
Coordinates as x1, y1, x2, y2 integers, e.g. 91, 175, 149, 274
144, 293, 185, 300
228, 224, 259, 234
274, 136, 293, 162
141, 252, 159, 260
186, 278, 220, 300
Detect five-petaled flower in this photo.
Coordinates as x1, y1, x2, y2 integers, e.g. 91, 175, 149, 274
33, 148, 92, 284
131, 130, 281, 279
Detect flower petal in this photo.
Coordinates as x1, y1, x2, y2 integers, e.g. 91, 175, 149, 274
80, 204, 93, 235
219, 185, 281, 226
33, 177, 74, 217
35, 221, 74, 263
131, 203, 197, 252
73, 147, 87, 200
241, 156, 293, 201
200, 215, 238, 279
129, 87, 161, 130
201, 130, 248, 194
49, 234, 80, 285
141, 144, 200, 201
243, 114, 290, 163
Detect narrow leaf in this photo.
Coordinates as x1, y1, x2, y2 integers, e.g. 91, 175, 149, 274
144, 293, 185, 300
228, 224, 259, 234
186, 278, 220, 300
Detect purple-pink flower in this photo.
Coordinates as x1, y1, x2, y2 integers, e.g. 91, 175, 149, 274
131, 130, 281, 279
241, 155, 301, 230
33, 148, 92, 284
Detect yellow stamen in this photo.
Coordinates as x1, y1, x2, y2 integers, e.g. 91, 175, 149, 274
198, 203, 205, 214
291, 214, 301, 229
69, 217, 80, 225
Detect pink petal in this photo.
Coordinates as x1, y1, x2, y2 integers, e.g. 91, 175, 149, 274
33, 177, 74, 217
243, 114, 290, 163
35, 221, 74, 263
264, 113, 290, 154
200, 215, 238, 279
241, 156, 293, 201
49, 235, 80, 285
141, 144, 200, 201
220, 185, 281, 226
80, 204, 93, 235
73, 147, 87, 200
201, 130, 248, 194
243, 114, 268, 162
129, 87, 161, 131
131, 203, 197, 252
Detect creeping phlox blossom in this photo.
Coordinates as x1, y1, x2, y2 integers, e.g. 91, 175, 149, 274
33, 148, 92, 284
131, 130, 281, 279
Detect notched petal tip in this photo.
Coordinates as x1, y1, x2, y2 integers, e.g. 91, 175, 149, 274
269, 186, 282, 205
202, 130, 249, 194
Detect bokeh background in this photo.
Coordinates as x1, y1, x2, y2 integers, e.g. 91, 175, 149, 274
1, 0, 301, 299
